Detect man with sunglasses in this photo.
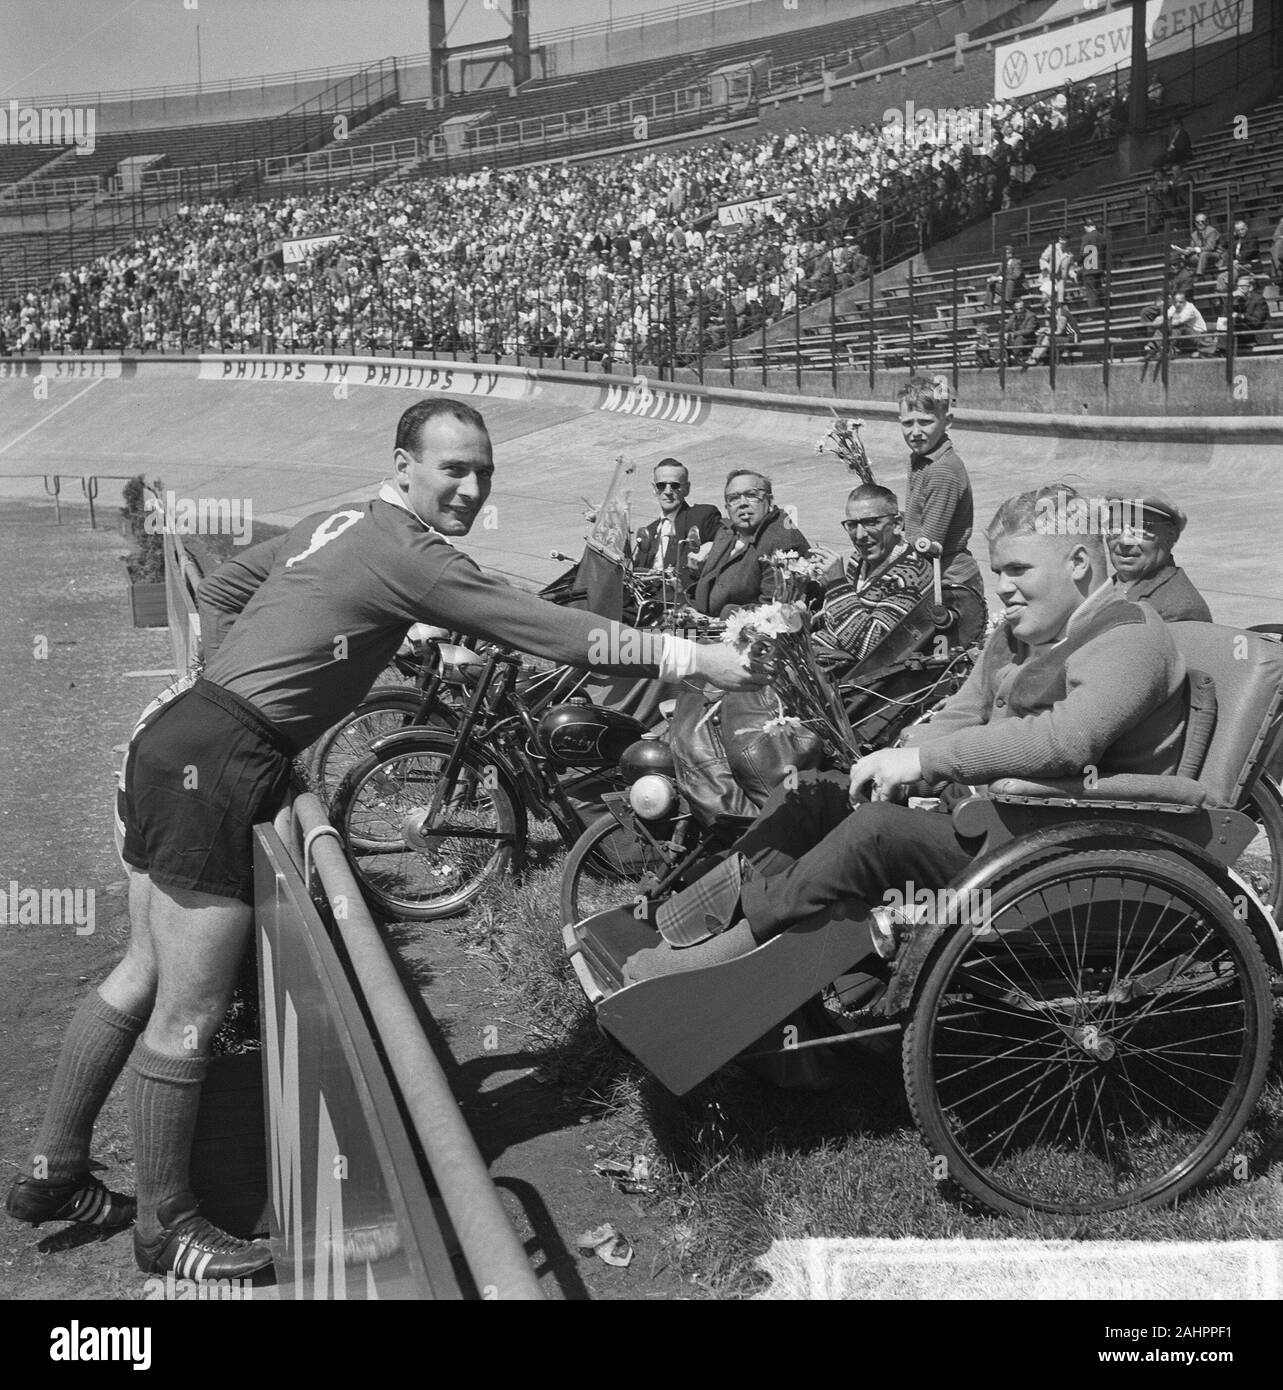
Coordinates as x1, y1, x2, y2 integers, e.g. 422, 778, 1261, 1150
691, 470, 810, 618
631, 459, 722, 588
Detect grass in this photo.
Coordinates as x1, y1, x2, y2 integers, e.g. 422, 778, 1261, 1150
422, 840, 1283, 1298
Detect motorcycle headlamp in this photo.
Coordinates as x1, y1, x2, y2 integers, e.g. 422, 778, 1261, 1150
629, 773, 677, 821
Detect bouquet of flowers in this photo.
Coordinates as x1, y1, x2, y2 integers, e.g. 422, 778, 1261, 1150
763, 548, 832, 605
815, 416, 875, 485
722, 577, 858, 771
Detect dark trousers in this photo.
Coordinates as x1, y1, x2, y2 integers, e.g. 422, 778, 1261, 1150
735, 771, 974, 938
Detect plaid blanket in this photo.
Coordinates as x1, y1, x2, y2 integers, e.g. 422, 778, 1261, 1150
656, 852, 745, 948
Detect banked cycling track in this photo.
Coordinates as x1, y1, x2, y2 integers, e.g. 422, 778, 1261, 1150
0, 353, 1278, 627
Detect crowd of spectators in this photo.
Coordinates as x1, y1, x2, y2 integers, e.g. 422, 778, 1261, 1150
975, 192, 1278, 368
0, 84, 1100, 363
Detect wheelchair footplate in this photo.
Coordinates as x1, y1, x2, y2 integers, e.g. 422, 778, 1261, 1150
564, 905, 880, 1095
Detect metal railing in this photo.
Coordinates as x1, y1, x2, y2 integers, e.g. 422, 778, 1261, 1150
223, 58, 401, 201
428, 79, 732, 159
264, 137, 420, 182
138, 158, 261, 195
0, 174, 104, 205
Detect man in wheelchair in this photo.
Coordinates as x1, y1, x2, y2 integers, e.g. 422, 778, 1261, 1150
712, 481, 946, 804
667, 482, 944, 817
625, 481, 1188, 979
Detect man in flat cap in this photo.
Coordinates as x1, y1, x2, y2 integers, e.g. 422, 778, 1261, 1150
1106, 488, 1213, 623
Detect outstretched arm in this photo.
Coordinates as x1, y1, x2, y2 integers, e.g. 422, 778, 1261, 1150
425, 552, 764, 691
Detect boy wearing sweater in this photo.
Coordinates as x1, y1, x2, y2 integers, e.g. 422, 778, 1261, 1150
897, 376, 986, 647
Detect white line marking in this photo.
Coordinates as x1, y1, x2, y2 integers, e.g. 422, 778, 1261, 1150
0, 377, 108, 458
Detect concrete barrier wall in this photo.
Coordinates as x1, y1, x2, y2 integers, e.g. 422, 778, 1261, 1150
695, 359, 1283, 419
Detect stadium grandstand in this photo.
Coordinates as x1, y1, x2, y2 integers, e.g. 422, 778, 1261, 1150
4, 0, 1283, 1314
2, 0, 1280, 396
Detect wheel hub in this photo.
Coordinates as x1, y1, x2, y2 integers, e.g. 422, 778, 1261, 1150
1070, 1023, 1116, 1061
402, 808, 434, 848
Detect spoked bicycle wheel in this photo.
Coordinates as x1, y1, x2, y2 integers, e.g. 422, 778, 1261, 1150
1237, 776, 1283, 924
331, 734, 521, 920
904, 849, 1273, 1216
308, 687, 455, 804
560, 812, 679, 925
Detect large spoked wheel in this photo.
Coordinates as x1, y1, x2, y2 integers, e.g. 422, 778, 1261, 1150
331, 733, 521, 920
904, 849, 1273, 1217
1238, 776, 1283, 923
561, 812, 681, 925
307, 687, 454, 804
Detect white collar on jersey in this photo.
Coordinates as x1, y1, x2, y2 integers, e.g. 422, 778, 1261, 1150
378, 479, 458, 546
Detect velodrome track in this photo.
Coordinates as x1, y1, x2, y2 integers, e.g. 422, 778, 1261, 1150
0, 356, 1278, 627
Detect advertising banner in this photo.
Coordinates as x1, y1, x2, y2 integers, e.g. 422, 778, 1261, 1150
993, 0, 1253, 101
281, 232, 341, 264
718, 193, 783, 226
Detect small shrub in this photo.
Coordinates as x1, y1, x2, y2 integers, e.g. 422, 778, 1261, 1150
120, 474, 166, 583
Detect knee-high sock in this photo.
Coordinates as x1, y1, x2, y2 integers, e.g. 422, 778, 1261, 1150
28, 991, 146, 1183
126, 1041, 208, 1242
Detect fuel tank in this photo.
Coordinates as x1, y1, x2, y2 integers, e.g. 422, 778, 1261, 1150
536, 697, 649, 768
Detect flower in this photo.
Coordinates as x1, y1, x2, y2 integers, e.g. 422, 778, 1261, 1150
720, 596, 858, 770
721, 600, 799, 652
816, 416, 875, 486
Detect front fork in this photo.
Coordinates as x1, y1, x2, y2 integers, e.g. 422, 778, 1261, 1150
600, 789, 731, 901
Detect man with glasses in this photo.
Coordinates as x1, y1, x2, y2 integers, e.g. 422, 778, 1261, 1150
631, 458, 722, 588
691, 470, 810, 618
808, 483, 933, 666
718, 484, 933, 806
1106, 487, 1212, 623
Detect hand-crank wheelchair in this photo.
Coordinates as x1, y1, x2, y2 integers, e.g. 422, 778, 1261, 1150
564, 623, 1283, 1216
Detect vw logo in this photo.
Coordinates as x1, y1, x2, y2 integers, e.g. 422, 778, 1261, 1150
1210, 0, 1239, 32
1003, 51, 1028, 90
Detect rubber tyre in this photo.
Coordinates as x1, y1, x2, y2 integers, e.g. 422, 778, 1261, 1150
903, 848, 1273, 1217
331, 732, 521, 921
307, 687, 455, 805
560, 811, 678, 925
1239, 775, 1283, 923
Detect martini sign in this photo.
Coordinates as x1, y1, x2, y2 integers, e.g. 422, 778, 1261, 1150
994, 0, 1252, 101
